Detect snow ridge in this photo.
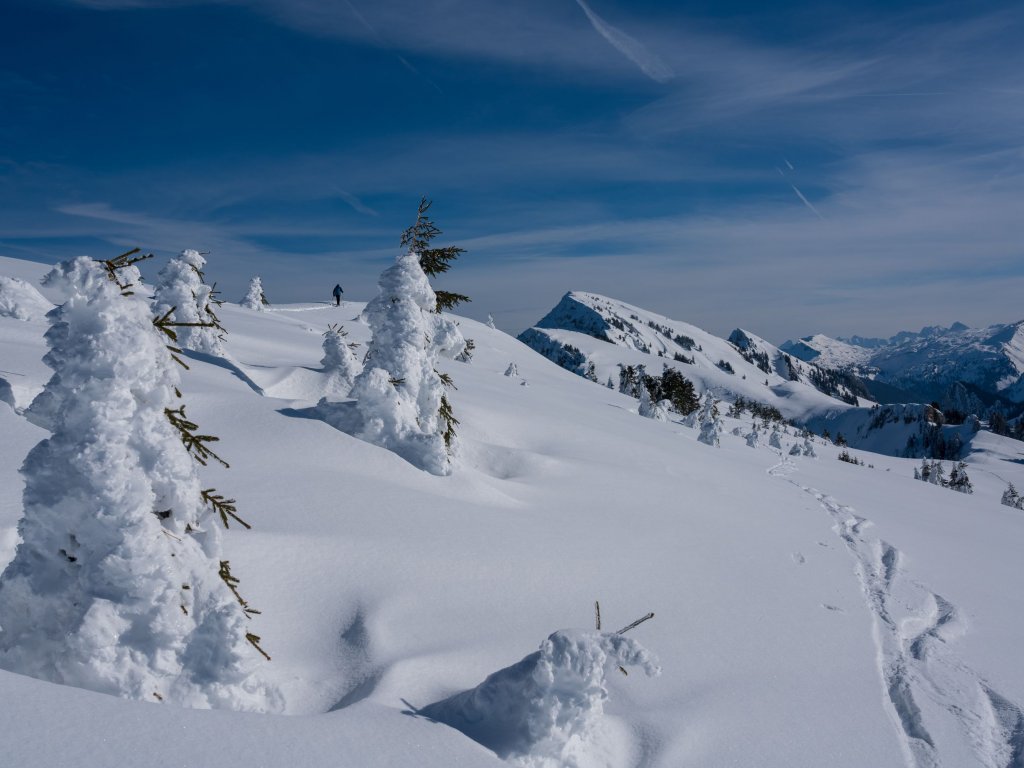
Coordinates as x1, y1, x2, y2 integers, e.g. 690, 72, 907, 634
519, 291, 865, 421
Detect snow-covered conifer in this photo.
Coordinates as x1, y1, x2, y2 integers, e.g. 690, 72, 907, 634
351, 249, 464, 475
486, 313, 496, 329
948, 461, 973, 494
504, 362, 519, 378
1001, 483, 1022, 509
455, 338, 475, 363
682, 404, 700, 429
789, 442, 801, 456
769, 427, 783, 449
697, 397, 722, 447
152, 249, 226, 356
801, 436, 817, 457
638, 385, 667, 421
240, 275, 268, 310
745, 428, 759, 448
0, 257, 278, 711
321, 324, 362, 397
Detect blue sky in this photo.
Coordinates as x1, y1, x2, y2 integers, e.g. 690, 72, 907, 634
1, 0, 1022, 341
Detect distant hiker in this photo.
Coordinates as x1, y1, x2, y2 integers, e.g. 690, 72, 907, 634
332, 284, 343, 306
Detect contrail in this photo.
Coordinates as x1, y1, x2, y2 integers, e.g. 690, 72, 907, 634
334, 187, 379, 217
575, 0, 674, 83
343, 0, 442, 93
790, 184, 824, 219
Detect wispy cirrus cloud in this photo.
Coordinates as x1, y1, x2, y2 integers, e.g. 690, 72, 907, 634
573, 0, 673, 83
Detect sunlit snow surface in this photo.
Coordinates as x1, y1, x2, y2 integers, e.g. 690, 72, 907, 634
1, 255, 1023, 768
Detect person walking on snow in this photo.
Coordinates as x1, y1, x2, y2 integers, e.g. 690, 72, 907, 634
332, 283, 344, 306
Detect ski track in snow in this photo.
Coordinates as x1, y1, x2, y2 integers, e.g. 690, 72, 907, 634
768, 457, 1024, 768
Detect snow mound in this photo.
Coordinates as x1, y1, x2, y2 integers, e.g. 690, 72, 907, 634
420, 629, 659, 767
0, 276, 52, 321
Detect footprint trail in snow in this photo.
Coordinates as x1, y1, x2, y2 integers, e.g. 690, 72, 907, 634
769, 458, 1024, 768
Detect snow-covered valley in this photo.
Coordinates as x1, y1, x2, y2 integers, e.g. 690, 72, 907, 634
2, 254, 1023, 768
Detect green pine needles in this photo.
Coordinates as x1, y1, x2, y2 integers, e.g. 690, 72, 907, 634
401, 197, 472, 312
165, 405, 229, 468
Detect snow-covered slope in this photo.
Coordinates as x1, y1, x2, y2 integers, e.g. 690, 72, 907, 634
779, 333, 873, 370
783, 321, 1024, 404
2, 258, 1024, 768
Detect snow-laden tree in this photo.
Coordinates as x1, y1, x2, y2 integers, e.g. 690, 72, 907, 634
638, 385, 668, 421
1001, 483, 1022, 509
240, 276, 268, 310
947, 461, 973, 494
788, 442, 802, 456
801, 436, 817, 457
152, 249, 226, 356
682, 405, 700, 429
455, 338, 475, 363
0, 257, 279, 711
321, 324, 362, 397
697, 397, 722, 447
768, 427, 783, 450
351, 249, 464, 475
504, 362, 519, 378
745, 428, 759, 448
486, 313, 496, 329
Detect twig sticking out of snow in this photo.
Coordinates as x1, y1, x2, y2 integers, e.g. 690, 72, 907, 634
616, 611, 655, 635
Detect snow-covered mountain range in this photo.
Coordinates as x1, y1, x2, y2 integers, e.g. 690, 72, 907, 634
2, 255, 1024, 768
782, 321, 1024, 406
518, 292, 1024, 458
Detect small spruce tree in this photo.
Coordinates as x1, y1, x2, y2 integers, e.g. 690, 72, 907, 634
351, 248, 464, 475
697, 397, 722, 447
1001, 482, 1022, 509
152, 249, 226, 356
638, 383, 668, 421
241, 275, 269, 310
321, 324, 363, 397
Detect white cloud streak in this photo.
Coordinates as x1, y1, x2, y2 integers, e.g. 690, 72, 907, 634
573, 0, 674, 83
789, 184, 824, 220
